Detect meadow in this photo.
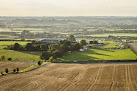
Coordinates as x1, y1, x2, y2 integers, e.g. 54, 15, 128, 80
0, 41, 41, 62
56, 41, 137, 62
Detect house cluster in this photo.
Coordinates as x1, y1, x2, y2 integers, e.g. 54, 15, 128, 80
119, 42, 125, 49
32, 39, 59, 45
122, 40, 135, 43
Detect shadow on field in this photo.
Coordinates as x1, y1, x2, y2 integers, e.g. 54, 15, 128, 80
95, 48, 115, 52
85, 49, 110, 56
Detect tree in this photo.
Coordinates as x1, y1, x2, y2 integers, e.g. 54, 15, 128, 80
52, 50, 62, 59
68, 35, 76, 42
25, 43, 32, 50
1, 56, 5, 61
80, 40, 87, 46
1, 72, 4, 75
72, 43, 81, 51
40, 51, 51, 60
13, 69, 16, 73
38, 61, 42, 66
49, 44, 60, 50
17, 68, 19, 73
8, 58, 12, 61
13, 43, 21, 50
60, 43, 69, 53
40, 44, 48, 51
5, 68, 8, 73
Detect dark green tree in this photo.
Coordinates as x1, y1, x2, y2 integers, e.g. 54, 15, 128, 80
5, 68, 8, 73
72, 43, 81, 51
13, 69, 16, 73
8, 58, 12, 61
1, 56, 5, 61
25, 43, 32, 50
13, 43, 21, 50
40, 44, 48, 51
80, 40, 87, 46
38, 61, 42, 66
68, 35, 76, 42
17, 68, 19, 73
49, 44, 60, 50
40, 51, 51, 60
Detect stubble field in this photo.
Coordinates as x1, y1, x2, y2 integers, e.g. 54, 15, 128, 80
128, 43, 137, 54
0, 63, 137, 91
0, 61, 35, 72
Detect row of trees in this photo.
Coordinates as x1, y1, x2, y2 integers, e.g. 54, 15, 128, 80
1, 68, 19, 75
8, 43, 48, 51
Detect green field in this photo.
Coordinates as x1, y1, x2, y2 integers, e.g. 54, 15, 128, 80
0, 41, 41, 62
56, 41, 137, 62
101, 41, 120, 48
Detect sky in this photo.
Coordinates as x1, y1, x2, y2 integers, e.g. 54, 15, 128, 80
0, 0, 137, 16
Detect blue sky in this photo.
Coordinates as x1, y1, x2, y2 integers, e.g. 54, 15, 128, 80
0, 0, 137, 16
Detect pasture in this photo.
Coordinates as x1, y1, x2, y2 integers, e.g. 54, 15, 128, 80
56, 41, 137, 62
0, 41, 41, 62
57, 49, 137, 62
0, 63, 137, 91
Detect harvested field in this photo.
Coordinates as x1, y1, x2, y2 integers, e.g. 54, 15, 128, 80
128, 43, 137, 53
0, 63, 137, 91
0, 61, 35, 72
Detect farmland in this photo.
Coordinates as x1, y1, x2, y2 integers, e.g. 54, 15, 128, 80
128, 43, 137, 54
56, 41, 137, 62
0, 61, 35, 73
0, 41, 41, 62
0, 63, 137, 91
78, 33, 137, 37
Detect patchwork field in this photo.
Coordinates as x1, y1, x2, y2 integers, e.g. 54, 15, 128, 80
0, 61, 35, 72
0, 63, 137, 91
0, 41, 41, 62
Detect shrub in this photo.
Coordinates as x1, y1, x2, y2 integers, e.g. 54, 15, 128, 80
13, 69, 16, 73
8, 58, 12, 61
5, 68, 9, 73
1, 56, 5, 61
17, 68, 19, 73
1, 72, 4, 75
38, 61, 42, 66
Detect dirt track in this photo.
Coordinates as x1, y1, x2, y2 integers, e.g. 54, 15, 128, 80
0, 63, 137, 91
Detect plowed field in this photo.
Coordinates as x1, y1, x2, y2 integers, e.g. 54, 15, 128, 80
0, 63, 137, 91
